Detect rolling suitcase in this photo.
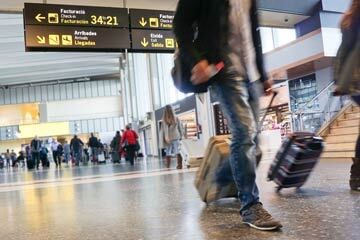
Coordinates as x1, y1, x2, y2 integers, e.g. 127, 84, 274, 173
112, 151, 120, 163
195, 139, 262, 204
98, 153, 106, 164
195, 135, 238, 203
27, 159, 35, 170
267, 132, 324, 192
195, 92, 279, 203
180, 139, 204, 168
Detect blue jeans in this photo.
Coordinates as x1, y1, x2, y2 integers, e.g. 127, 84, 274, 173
213, 74, 262, 213
165, 140, 180, 156
73, 150, 82, 165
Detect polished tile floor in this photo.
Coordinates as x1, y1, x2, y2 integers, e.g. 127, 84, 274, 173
0, 157, 359, 240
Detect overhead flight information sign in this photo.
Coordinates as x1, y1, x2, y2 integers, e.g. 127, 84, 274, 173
24, 3, 129, 28
24, 3, 176, 52
129, 9, 174, 30
25, 25, 130, 51
131, 29, 176, 52
24, 3, 130, 52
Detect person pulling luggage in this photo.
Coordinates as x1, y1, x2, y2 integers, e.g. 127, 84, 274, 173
174, 0, 282, 230
121, 125, 138, 166
88, 133, 99, 163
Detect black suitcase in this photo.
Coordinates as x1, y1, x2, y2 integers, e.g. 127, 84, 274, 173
267, 132, 324, 192
27, 159, 35, 170
41, 158, 50, 168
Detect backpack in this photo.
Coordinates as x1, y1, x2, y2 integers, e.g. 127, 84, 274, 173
57, 144, 63, 153
40, 148, 48, 158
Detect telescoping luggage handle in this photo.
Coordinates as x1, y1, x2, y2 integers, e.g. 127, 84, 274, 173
222, 91, 278, 138
259, 91, 278, 132
225, 91, 278, 144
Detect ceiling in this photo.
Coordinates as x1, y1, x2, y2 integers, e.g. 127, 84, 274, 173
258, 11, 308, 28
0, 0, 179, 12
0, 13, 124, 86
0, 0, 178, 87
0, 0, 311, 87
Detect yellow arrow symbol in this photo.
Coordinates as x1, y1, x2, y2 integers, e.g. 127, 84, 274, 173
141, 38, 149, 47
139, 17, 147, 27
36, 36, 46, 44
35, 13, 46, 22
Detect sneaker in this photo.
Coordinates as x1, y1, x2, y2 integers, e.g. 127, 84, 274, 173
241, 203, 282, 231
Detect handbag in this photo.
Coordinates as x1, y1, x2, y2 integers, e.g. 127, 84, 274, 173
135, 140, 141, 151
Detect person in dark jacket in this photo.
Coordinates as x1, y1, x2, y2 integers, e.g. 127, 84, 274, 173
174, 0, 281, 231
57, 142, 64, 166
121, 125, 138, 166
88, 133, 99, 162
333, 0, 360, 191
39, 145, 49, 168
30, 136, 41, 170
70, 135, 84, 166
17, 151, 25, 168
10, 150, 17, 168
111, 131, 121, 163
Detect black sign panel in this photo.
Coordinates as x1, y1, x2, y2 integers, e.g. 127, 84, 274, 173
131, 29, 176, 52
25, 25, 130, 51
130, 9, 174, 30
24, 3, 129, 28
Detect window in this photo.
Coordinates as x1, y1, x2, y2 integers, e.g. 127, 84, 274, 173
260, 27, 297, 53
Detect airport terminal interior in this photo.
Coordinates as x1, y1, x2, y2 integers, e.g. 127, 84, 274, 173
0, 0, 359, 239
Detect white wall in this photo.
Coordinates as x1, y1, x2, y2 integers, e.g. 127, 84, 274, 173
321, 27, 342, 57
46, 96, 122, 122
264, 30, 324, 73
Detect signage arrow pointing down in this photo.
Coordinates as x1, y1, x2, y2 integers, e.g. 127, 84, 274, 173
139, 17, 147, 27
35, 13, 46, 22
36, 36, 46, 44
141, 38, 149, 47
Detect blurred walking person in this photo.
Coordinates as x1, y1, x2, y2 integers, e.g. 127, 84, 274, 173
121, 125, 138, 166
10, 150, 17, 168
51, 139, 61, 168
4, 149, 11, 169
88, 133, 99, 163
63, 141, 71, 165
70, 135, 84, 166
30, 136, 41, 170
160, 105, 183, 169
174, 0, 281, 230
333, 0, 360, 190
110, 131, 121, 163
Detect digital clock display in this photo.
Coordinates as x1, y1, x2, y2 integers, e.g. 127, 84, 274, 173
24, 3, 129, 28
90, 15, 119, 26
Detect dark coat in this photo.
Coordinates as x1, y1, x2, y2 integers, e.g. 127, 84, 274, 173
173, 0, 267, 82
334, 18, 360, 95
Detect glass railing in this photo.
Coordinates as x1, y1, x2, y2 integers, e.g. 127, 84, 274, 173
289, 81, 351, 132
